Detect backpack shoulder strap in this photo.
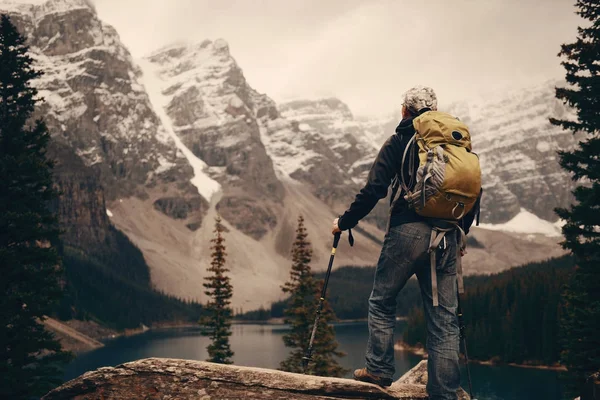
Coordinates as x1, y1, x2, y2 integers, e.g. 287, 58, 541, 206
389, 132, 417, 208
400, 133, 417, 194
389, 176, 400, 207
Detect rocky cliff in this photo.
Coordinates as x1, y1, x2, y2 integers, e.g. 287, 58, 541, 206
4, 0, 196, 200
49, 142, 111, 251
2, 0, 205, 246
41, 358, 469, 400
141, 40, 285, 239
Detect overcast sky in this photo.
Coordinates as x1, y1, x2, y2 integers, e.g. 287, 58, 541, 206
91, 0, 581, 116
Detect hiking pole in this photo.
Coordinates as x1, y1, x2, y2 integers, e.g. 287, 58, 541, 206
457, 290, 476, 400
302, 231, 342, 373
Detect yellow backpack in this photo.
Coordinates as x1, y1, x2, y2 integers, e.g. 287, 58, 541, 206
400, 111, 481, 220
391, 111, 482, 307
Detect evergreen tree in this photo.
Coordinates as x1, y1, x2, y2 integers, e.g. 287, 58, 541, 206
279, 216, 346, 377
200, 215, 234, 364
549, 0, 600, 392
0, 14, 72, 399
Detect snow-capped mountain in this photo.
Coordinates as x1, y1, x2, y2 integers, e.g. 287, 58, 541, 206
1, 0, 573, 310
130, 38, 386, 308
446, 81, 579, 224
3, 1, 384, 309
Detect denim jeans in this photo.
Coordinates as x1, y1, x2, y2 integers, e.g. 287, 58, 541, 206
365, 222, 461, 400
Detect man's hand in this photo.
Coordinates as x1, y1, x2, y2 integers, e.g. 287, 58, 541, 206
332, 218, 342, 234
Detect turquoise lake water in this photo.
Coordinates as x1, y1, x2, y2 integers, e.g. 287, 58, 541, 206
64, 321, 564, 400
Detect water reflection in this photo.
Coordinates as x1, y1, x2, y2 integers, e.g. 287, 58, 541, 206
63, 322, 563, 400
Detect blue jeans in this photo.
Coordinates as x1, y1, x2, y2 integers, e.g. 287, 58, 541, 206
365, 222, 460, 400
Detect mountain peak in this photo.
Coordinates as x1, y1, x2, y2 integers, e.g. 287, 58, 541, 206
147, 38, 230, 59
2, 0, 96, 19
213, 38, 229, 53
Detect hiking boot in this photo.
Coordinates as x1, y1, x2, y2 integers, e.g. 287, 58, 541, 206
353, 368, 393, 387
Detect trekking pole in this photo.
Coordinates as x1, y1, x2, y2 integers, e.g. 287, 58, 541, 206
457, 290, 476, 400
302, 231, 342, 373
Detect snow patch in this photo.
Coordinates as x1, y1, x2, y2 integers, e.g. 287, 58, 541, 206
106, 209, 113, 217
213, 38, 229, 51
478, 208, 562, 237
536, 141, 551, 152
155, 155, 176, 174
137, 58, 221, 202
298, 123, 311, 132
229, 95, 244, 109
554, 219, 566, 231
278, 150, 321, 176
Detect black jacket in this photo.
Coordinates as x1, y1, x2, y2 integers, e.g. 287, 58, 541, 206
338, 116, 481, 234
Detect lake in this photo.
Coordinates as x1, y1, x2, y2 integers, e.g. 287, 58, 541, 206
64, 321, 565, 400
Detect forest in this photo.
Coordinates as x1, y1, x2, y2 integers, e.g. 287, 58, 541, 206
56, 228, 204, 330
403, 255, 575, 365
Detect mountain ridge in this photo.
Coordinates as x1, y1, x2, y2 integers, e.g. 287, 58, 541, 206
0, 0, 573, 313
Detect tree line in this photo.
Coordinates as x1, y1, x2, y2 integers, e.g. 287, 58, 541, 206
237, 265, 422, 321
58, 242, 204, 330
402, 255, 575, 366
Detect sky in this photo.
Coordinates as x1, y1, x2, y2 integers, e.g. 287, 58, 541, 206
89, 0, 582, 116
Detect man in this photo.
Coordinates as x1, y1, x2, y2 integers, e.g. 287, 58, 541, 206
332, 86, 480, 400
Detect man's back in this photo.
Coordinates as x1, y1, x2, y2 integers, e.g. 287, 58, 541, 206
332, 85, 481, 400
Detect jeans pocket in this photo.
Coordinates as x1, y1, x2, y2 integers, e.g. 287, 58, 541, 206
385, 225, 425, 266
435, 246, 457, 276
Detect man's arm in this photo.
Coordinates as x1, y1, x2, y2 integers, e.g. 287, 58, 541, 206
337, 135, 405, 231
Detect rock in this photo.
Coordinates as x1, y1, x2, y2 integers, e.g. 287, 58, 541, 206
42, 358, 471, 400
153, 196, 208, 220
216, 195, 278, 240
394, 361, 429, 386
49, 142, 110, 250
277, 97, 376, 202
394, 361, 470, 399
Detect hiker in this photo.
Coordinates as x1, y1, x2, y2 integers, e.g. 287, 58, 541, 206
332, 86, 481, 400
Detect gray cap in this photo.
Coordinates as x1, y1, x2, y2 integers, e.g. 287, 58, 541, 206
402, 85, 438, 114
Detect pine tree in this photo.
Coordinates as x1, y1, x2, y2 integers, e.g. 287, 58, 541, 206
200, 215, 234, 364
549, 1, 600, 392
279, 216, 346, 377
0, 14, 72, 399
